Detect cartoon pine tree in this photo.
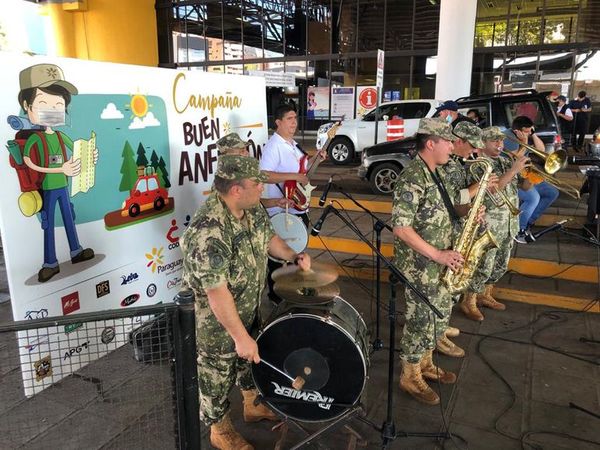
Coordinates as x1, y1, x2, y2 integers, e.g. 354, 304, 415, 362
119, 141, 138, 192
157, 156, 171, 188
136, 143, 148, 168
150, 149, 160, 171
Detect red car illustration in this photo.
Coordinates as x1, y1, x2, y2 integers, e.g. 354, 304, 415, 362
121, 169, 168, 217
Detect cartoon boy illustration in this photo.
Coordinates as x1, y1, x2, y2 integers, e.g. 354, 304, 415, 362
18, 64, 97, 283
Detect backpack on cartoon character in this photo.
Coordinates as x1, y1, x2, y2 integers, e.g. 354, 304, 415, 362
6, 115, 67, 217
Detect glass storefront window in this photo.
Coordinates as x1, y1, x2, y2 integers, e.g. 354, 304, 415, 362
264, 11, 284, 56
333, 0, 357, 54
243, 2, 263, 58
356, 0, 384, 52
385, 1, 414, 51
307, 1, 331, 55
330, 58, 356, 87
544, 16, 577, 44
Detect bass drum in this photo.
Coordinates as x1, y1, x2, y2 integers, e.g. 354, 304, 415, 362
269, 213, 308, 262
252, 297, 369, 422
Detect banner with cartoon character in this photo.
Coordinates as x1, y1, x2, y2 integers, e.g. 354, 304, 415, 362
0, 52, 268, 396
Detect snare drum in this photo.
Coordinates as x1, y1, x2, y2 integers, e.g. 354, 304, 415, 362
252, 297, 369, 422
269, 213, 308, 261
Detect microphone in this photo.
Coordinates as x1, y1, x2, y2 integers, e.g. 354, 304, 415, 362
319, 177, 334, 206
532, 220, 567, 240
311, 205, 333, 236
567, 156, 600, 166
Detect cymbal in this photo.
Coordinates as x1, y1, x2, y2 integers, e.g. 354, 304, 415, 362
271, 261, 338, 288
274, 282, 340, 305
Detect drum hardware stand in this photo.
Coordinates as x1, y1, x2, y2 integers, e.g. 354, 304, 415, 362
328, 183, 393, 351
324, 205, 450, 448
255, 394, 364, 450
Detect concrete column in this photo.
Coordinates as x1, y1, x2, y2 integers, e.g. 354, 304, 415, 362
434, 0, 477, 100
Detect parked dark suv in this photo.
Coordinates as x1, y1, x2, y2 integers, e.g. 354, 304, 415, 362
358, 90, 563, 195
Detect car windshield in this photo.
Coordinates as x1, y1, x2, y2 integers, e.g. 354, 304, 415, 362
147, 177, 159, 191
135, 180, 148, 193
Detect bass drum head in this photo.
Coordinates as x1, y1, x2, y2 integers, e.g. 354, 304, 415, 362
269, 213, 308, 254
252, 304, 366, 422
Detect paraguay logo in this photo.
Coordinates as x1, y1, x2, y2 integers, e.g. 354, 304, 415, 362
145, 247, 164, 273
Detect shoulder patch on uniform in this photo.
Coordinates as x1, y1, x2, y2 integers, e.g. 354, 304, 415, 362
401, 191, 414, 203
206, 238, 229, 270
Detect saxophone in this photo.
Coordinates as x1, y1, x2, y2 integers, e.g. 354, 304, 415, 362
442, 158, 499, 294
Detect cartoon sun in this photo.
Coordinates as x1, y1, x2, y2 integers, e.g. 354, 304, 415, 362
223, 121, 231, 135
127, 91, 152, 119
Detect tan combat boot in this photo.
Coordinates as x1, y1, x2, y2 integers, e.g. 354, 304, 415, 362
420, 350, 457, 384
210, 413, 254, 450
477, 284, 506, 311
445, 326, 460, 338
241, 389, 278, 422
399, 360, 439, 405
436, 335, 465, 358
460, 291, 484, 321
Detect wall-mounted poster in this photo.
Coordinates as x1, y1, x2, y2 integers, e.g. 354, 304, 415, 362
307, 86, 329, 120
331, 87, 354, 120
0, 52, 268, 396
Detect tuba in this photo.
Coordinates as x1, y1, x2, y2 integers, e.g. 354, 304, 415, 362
443, 158, 499, 294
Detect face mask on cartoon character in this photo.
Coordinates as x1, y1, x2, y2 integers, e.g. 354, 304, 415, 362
36, 109, 66, 127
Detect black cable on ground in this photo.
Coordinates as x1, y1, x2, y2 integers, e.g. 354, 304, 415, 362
472, 300, 600, 449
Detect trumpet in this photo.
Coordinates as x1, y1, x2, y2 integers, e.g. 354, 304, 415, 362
501, 150, 581, 199
503, 134, 567, 174
467, 159, 521, 215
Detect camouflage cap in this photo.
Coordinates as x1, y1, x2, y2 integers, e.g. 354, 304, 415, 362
417, 118, 457, 141
481, 126, 506, 141
453, 121, 484, 149
215, 155, 268, 182
216, 133, 249, 155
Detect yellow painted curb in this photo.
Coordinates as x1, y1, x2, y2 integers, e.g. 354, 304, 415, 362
493, 287, 599, 313
310, 198, 585, 229
308, 236, 598, 283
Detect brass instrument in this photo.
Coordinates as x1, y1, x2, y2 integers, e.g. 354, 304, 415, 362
443, 158, 499, 294
467, 158, 520, 216
501, 150, 581, 199
503, 134, 567, 174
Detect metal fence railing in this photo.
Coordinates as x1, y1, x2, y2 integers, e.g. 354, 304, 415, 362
0, 292, 200, 450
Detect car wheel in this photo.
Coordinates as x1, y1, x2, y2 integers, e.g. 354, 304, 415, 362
129, 203, 141, 217
328, 137, 354, 165
369, 163, 402, 195
154, 197, 165, 210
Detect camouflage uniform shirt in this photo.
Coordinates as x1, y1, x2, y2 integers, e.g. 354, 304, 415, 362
468, 156, 519, 238
440, 154, 470, 205
180, 191, 275, 354
392, 155, 454, 275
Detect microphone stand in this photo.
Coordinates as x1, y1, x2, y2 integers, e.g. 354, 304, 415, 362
325, 205, 449, 449
330, 182, 393, 351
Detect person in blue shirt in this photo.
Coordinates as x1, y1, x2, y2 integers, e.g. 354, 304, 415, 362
503, 116, 559, 244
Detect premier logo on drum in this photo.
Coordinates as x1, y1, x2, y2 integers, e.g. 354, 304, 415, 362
271, 382, 334, 410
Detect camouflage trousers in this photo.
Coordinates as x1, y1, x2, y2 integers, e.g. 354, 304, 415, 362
399, 277, 452, 364
196, 349, 255, 426
468, 232, 514, 294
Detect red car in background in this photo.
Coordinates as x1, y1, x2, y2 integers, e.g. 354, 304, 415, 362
121, 169, 168, 217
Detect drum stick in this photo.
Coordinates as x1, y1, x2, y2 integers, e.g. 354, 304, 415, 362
259, 359, 305, 390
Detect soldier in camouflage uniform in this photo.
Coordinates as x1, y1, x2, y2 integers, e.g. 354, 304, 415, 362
461, 126, 529, 320
180, 155, 311, 450
436, 121, 496, 357
215, 133, 293, 210
393, 118, 464, 406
